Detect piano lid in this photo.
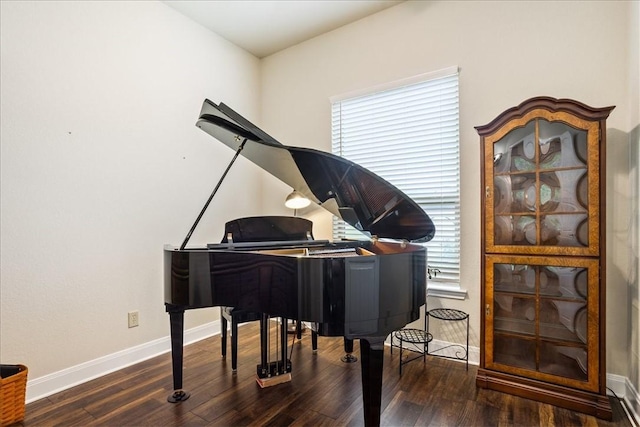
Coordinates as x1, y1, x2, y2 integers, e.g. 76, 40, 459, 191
196, 99, 435, 243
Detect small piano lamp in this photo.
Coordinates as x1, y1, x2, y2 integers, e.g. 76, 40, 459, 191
284, 190, 310, 215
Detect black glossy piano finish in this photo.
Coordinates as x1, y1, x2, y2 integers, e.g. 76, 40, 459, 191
166, 238, 426, 337
164, 100, 435, 427
196, 100, 435, 243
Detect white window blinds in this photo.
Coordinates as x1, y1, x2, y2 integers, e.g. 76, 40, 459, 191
331, 68, 460, 284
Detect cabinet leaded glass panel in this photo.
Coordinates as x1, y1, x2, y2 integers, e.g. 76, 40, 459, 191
485, 111, 601, 256
488, 258, 596, 386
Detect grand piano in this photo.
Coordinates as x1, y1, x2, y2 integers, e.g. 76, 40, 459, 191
164, 100, 436, 426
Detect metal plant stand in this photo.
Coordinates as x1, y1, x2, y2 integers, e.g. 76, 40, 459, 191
426, 308, 469, 370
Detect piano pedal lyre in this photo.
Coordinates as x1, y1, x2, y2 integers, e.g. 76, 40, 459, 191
255, 360, 292, 388
256, 314, 293, 388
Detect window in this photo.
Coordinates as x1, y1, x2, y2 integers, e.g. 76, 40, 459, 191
331, 67, 464, 298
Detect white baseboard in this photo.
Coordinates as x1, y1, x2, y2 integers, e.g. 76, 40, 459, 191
25, 320, 221, 403
607, 372, 628, 397
427, 338, 480, 366
623, 377, 640, 426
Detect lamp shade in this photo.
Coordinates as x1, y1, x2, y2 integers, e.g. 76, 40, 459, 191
284, 190, 311, 209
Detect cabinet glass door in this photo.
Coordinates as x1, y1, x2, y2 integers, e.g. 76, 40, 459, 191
486, 111, 600, 256
486, 255, 599, 392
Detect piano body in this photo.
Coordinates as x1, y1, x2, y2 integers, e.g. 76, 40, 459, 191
164, 100, 436, 426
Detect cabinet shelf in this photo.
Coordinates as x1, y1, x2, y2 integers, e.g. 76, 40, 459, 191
494, 165, 588, 177
494, 317, 586, 344
494, 317, 535, 336
493, 211, 588, 216
494, 288, 588, 302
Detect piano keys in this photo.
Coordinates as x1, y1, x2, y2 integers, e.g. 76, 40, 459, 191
164, 100, 435, 427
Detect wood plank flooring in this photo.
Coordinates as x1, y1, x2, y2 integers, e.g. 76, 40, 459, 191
20, 322, 632, 426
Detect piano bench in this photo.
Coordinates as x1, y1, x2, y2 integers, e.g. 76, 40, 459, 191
220, 307, 263, 372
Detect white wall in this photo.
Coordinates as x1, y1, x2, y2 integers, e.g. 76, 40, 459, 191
260, 0, 635, 381
0, 0, 262, 387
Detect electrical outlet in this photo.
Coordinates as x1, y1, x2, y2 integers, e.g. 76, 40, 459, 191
128, 311, 139, 328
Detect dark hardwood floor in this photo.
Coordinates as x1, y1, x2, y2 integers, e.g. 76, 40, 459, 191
21, 322, 631, 426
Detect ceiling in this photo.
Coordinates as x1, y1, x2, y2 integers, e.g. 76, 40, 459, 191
163, 1, 404, 58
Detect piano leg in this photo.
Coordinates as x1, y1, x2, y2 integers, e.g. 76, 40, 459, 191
221, 313, 227, 359
231, 313, 239, 372
359, 337, 384, 427
280, 317, 288, 372
166, 304, 190, 403
295, 319, 303, 339
259, 314, 268, 375
341, 337, 358, 363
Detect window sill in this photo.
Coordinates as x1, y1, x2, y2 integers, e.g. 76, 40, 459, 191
427, 283, 467, 300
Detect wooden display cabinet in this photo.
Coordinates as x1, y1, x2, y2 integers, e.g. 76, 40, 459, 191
475, 97, 614, 419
